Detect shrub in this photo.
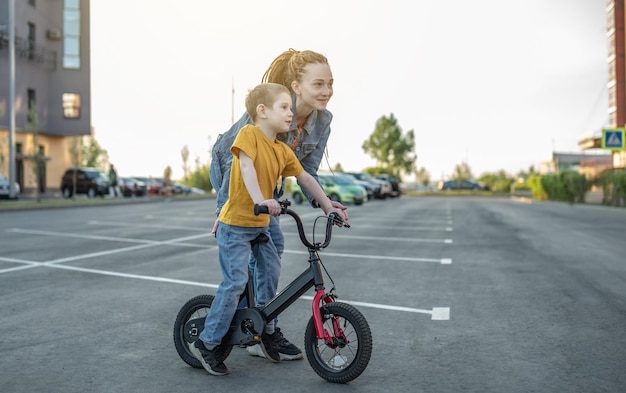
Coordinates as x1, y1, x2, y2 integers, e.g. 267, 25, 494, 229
598, 168, 626, 207
539, 171, 590, 203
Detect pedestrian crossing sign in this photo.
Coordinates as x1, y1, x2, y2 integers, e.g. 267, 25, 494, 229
602, 128, 625, 151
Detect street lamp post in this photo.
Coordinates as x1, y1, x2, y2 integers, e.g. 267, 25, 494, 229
8, 0, 16, 199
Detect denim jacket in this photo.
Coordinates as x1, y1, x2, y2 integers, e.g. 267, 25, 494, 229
210, 98, 333, 216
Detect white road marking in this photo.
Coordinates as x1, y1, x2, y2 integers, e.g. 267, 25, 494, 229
1, 221, 451, 320
7, 228, 213, 248
286, 233, 453, 244
344, 224, 453, 231
284, 250, 452, 264
88, 220, 210, 231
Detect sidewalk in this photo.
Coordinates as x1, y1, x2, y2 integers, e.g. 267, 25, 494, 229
1, 189, 212, 212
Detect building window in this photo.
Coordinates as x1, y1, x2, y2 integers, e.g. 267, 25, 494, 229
63, 0, 80, 69
27, 89, 36, 123
63, 93, 81, 119
27, 22, 35, 60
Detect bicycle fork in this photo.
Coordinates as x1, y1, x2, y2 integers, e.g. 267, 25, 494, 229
312, 289, 348, 348
308, 253, 349, 349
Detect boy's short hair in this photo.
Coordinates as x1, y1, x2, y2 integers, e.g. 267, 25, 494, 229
245, 83, 291, 121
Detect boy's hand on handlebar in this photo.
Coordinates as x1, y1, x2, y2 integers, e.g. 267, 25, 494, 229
330, 201, 349, 223
260, 198, 282, 216
326, 206, 349, 227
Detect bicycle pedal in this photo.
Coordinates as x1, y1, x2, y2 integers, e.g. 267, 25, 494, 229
238, 334, 262, 347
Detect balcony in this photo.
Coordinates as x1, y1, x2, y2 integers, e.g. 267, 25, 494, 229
0, 31, 57, 71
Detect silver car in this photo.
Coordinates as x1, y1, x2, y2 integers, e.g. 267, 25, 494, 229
0, 172, 21, 199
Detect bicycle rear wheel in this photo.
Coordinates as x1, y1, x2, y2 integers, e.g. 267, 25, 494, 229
304, 302, 372, 383
173, 294, 233, 368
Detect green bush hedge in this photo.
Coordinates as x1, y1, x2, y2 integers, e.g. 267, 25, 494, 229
535, 171, 590, 203
598, 169, 626, 207
527, 175, 547, 200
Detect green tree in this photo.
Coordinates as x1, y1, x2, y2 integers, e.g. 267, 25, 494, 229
26, 104, 46, 202
362, 113, 417, 178
478, 169, 513, 192
415, 167, 431, 187
163, 165, 173, 195
186, 156, 212, 192
181, 145, 190, 180
81, 130, 109, 169
452, 162, 473, 181
67, 136, 84, 200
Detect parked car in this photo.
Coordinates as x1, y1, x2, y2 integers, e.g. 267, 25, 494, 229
118, 177, 147, 197
60, 167, 109, 198
345, 172, 392, 199
320, 174, 366, 205
438, 179, 488, 191
290, 174, 365, 205
132, 177, 163, 195
342, 172, 379, 200
375, 174, 401, 197
0, 172, 21, 199
170, 181, 192, 195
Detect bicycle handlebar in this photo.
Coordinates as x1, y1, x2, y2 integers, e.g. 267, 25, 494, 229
254, 200, 348, 249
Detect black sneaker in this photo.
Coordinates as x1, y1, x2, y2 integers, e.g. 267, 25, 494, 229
246, 327, 303, 360
260, 332, 281, 363
188, 340, 228, 376
273, 327, 303, 360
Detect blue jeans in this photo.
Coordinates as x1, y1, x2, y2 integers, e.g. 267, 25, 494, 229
248, 216, 284, 303
200, 222, 280, 347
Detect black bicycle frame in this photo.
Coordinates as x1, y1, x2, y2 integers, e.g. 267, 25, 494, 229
259, 247, 326, 323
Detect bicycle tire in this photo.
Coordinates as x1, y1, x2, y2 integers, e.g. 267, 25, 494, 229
173, 294, 233, 368
304, 302, 372, 383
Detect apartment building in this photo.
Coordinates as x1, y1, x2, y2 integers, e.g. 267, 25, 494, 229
0, 0, 91, 194
575, 0, 626, 170
604, 0, 626, 168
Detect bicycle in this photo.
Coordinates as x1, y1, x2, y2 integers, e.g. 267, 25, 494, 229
173, 200, 373, 383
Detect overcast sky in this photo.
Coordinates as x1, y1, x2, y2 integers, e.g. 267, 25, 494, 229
90, 0, 609, 181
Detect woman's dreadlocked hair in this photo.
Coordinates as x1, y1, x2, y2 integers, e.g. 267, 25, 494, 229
261, 49, 329, 94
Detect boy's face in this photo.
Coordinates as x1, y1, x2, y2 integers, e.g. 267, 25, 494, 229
266, 92, 293, 133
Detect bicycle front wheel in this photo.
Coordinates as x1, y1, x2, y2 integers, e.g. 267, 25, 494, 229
304, 302, 372, 383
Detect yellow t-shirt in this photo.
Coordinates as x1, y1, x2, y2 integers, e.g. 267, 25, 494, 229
219, 124, 304, 227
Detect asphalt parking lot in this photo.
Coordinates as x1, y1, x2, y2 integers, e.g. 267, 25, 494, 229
1, 196, 625, 393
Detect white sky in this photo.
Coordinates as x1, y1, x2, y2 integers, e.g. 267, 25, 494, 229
90, 0, 609, 181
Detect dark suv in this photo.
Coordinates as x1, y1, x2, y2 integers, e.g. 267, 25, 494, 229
60, 168, 110, 198
375, 174, 401, 197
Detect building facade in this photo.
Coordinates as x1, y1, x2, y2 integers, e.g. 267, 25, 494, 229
607, 0, 626, 168
0, 0, 90, 194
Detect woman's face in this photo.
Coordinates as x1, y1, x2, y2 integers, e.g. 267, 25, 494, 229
293, 63, 334, 114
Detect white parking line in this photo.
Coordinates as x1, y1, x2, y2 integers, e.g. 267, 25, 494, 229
88, 220, 210, 231
284, 250, 452, 264
0, 255, 449, 320
286, 233, 453, 244
1, 222, 451, 320
7, 228, 213, 248
5, 228, 453, 265
323, 298, 450, 321
349, 224, 453, 231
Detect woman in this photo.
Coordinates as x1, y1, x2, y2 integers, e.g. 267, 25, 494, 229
209, 48, 347, 361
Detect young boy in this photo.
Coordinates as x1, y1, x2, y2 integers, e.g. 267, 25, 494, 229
190, 83, 348, 376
